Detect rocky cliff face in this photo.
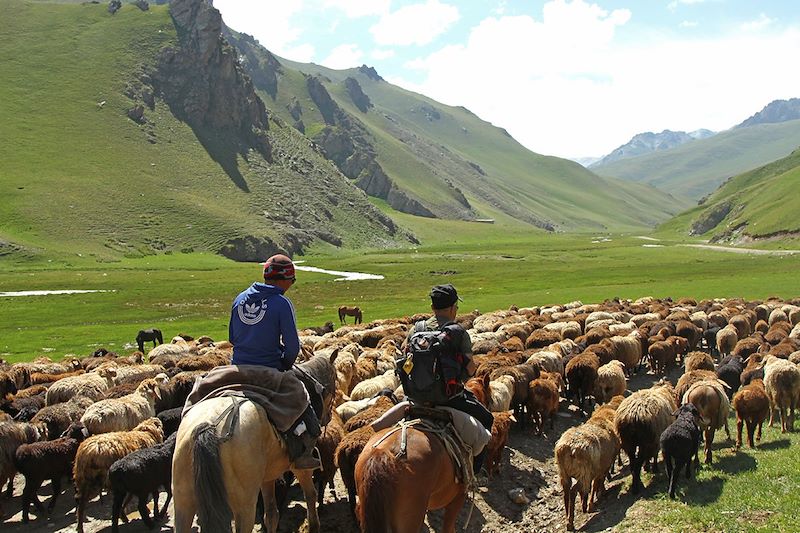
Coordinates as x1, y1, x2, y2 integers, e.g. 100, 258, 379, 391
344, 77, 372, 113
152, 0, 271, 158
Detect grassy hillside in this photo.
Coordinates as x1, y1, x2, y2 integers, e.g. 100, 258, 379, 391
0, 1, 407, 261
231, 47, 689, 232
592, 119, 800, 200
658, 148, 800, 245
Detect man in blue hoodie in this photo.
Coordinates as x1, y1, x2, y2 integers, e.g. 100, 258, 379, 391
229, 254, 321, 470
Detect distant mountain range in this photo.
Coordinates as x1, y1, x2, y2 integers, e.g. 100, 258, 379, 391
591, 99, 800, 200
591, 129, 715, 167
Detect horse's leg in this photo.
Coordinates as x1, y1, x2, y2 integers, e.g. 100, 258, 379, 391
294, 469, 320, 533
260, 480, 279, 533
233, 491, 259, 533
172, 433, 198, 533
441, 490, 467, 533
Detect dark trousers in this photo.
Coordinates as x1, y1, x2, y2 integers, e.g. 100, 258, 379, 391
443, 389, 494, 431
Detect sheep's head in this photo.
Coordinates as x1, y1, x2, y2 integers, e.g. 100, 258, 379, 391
138, 378, 163, 401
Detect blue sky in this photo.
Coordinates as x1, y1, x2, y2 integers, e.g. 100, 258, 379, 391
213, 1, 800, 159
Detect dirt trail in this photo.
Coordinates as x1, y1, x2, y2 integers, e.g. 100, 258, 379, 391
1, 367, 685, 533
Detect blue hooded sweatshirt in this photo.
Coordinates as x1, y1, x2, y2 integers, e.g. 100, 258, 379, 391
229, 282, 300, 369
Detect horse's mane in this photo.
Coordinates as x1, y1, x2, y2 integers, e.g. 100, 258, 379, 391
298, 354, 336, 395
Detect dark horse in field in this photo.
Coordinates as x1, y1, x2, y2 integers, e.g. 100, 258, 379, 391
136, 328, 163, 353
338, 306, 363, 325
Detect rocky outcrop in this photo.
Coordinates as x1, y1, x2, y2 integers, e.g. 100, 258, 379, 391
108, 0, 121, 14
134, 0, 149, 11
344, 77, 372, 113
690, 201, 732, 235
306, 75, 337, 125
222, 29, 282, 100
386, 188, 435, 218
287, 97, 302, 121
357, 65, 383, 81
152, 0, 271, 158
219, 235, 282, 262
595, 130, 699, 166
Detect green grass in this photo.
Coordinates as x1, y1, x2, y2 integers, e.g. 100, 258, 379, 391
617, 423, 800, 532
593, 120, 800, 200
658, 148, 800, 242
3, 232, 800, 362
0, 0, 406, 260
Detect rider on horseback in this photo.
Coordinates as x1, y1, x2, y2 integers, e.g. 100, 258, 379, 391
228, 254, 321, 470
404, 284, 494, 473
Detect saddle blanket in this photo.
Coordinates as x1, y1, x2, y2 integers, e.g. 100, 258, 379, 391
182, 364, 309, 432
371, 400, 491, 455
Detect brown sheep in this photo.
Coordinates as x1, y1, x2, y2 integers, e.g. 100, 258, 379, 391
555, 417, 618, 531
485, 411, 515, 477
0, 422, 47, 518
648, 340, 674, 375
729, 315, 751, 340
684, 351, 714, 372
566, 352, 600, 414
675, 369, 718, 404
682, 379, 731, 464
527, 375, 560, 435
334, 425, 374, 514
73, 418, 164, 533
343, 395, 395, 433
525, 328, 561, 349
716, 326, 739, 358
732, 379, 770, 449
676, 320, 703, 351
314, 410, 346, 505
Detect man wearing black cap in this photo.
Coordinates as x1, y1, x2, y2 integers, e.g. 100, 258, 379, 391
406, 284, 494, 471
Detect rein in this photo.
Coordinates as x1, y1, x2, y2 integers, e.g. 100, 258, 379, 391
211, 395, 249, 442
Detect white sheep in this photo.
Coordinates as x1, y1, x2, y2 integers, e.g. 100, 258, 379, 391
80, 374, 169, 434
762, 355, 800, 433
594, 360, 627, 404
526, 350, 564, 375
45, 367, 118, 406
348, 369, 400, 401
113, 363, 167, 384
488, 375, 515, 412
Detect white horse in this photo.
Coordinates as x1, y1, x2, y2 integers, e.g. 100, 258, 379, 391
172, 354, 337, 533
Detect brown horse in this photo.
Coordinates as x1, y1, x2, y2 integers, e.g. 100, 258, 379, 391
171, 354, 337, 533
338, 305, 363, 324
355, 423, 466, 533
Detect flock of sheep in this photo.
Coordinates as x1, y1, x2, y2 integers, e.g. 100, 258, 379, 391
1, 295, 799, 532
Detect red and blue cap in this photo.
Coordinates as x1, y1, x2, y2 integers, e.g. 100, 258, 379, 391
263, 254, 296, 281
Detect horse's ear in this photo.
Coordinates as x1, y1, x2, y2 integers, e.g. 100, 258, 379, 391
329, 348, 339, 364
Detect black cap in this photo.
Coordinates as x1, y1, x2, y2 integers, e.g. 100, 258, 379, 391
430, 284, 463, 309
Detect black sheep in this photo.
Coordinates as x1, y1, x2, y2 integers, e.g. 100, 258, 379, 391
108, 432, 177, 533
14, 422, 88, 522
703, 326, 721, 357
155, 406, 182, 437
716, 355, 744, 399
660, 403, 702, 499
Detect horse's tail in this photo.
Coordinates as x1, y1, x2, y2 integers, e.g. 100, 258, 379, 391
191, 422, 233, 532
356, 445, 400, 532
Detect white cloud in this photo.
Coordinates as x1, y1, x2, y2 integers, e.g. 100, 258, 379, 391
679, 20, 698, 28
282, 44, 316, 63
741, 13, 775, 32
371, 48, 396, 60
214, 0, 307, 59
370, 0, 461, 46
323, 0, 390, 18
398, 0, 800, 157
322, 44, 364, 69
668, 0, 707, 12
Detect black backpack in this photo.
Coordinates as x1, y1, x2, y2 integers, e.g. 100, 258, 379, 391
396, 320, 467, 406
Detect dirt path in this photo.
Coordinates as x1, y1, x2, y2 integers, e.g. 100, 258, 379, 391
678, 244, 800, 255
1, 367, 685, 533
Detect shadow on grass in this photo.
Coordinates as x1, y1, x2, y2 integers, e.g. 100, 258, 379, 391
192, 126, 251, 193
713, 452, 756, 475
757, 438, 791, 451
683, 475, 725, 506
480, 461, 547, 521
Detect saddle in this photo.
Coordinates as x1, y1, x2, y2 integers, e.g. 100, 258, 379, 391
371, 401, 487, 487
